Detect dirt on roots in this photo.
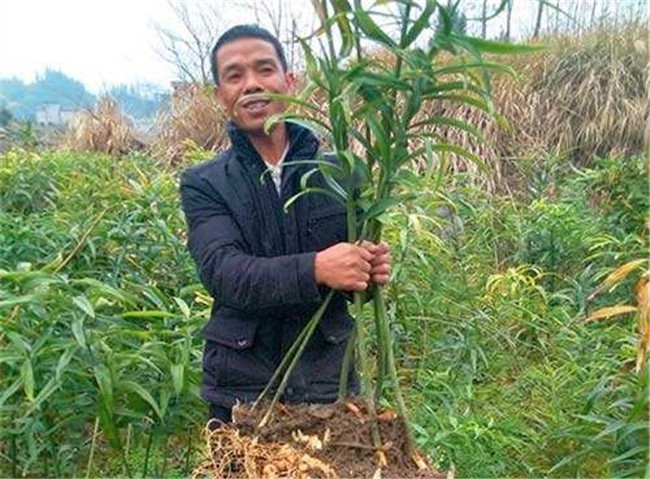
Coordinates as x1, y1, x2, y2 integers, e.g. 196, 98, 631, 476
192, 398, 446, 479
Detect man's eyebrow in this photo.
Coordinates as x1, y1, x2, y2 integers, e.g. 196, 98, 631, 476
255, 57, 278, 67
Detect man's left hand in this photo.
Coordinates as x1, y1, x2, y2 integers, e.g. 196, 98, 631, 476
361, 241, 391, 285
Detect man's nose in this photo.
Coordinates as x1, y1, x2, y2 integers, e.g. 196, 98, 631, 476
242, 71, 263, 94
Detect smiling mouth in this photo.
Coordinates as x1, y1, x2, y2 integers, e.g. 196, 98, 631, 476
241, 99, 270, 113
237, 93, 271, 113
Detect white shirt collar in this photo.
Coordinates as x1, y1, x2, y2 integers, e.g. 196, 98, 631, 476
263, 142, 290, 195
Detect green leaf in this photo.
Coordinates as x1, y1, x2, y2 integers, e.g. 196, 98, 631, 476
331, 0, 355, 56
56, 346, 77, 380
434, 60, 517, 78
173, 297, 191, 319
321, 169, 349, 200
361, 197, 403, 223
353, 0, 396, 48
26, 376, 59, 415
284, 187, 345, 212
170, 363, 184, 396
0, 377, 23, 407
0, 294, 38, 309
354, 71, 412, 91
269, 114, 333, 142
119, 380, 162, 420
97, 398, 122, 453
6, 331, 31, 354
71, 318, 87, 349
429, 93, 495, 115
452, 34, 545, 55
121, 310, 175, 319
72, 294, 95, 318
410, 116, 486, 143
21, 358, 35, 402
299, 38, 325, 88
403, 0, 436, 47
93, 364, 114, 416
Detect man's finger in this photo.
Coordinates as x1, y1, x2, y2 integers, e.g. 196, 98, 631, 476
357, 245, 375, 262
358, 259, 372, 273
371, 263, 390, 275
372, 274, 390, 285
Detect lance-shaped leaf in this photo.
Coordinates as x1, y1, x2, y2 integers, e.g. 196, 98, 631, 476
409, 117, 486, 143
283, 187, 346, 212
584, 305, 638, 322
119, 380, 163, 420
331, 0, 355, 56
452, 34, 545, 55
403, 0, 436, 47
265, 113, 333, 143
353, 0, 397, 48
433, 60, 517, 78
361, 197, 404, 223
409, 143, 485, 171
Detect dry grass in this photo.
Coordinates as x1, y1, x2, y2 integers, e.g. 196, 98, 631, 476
410, 22, 649, 189
61, 97, 143, 156
192, 423, 335, 479
513, 22, 649, 164
151, 84, 228, 165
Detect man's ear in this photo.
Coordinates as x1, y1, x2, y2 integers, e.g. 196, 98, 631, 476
285, 71, 298, 93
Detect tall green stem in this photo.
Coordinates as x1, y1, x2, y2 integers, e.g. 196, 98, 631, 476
337, 327, 356, 400
353, 290, 383, 450
374, 285, 419, 459
258, 289, 335, 428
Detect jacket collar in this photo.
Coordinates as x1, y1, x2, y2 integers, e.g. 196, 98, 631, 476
226, 121, 319, 172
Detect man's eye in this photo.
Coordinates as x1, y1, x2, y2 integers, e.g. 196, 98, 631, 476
225, 73, 241, 82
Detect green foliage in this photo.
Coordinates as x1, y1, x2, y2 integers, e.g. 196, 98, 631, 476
1, 145, 646, 477
380, 154, 648, 477
0, 150, 204, 477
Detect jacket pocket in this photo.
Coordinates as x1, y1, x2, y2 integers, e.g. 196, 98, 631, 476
318, 308, 355, 344
306, 205, 347, 251
201, 306, 258, 349
202, 307, 275, 389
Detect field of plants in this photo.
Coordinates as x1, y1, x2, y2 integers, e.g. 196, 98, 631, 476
1, 20, 648, 479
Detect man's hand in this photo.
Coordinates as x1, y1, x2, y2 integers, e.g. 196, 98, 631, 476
362, 240, 391, 286
314, 241, 391, 291
314, 243, 374, 291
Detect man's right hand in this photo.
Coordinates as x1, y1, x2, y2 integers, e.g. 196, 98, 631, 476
314, 242, 374, 291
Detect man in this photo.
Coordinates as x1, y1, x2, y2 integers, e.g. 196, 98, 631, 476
180, 24, 390, 424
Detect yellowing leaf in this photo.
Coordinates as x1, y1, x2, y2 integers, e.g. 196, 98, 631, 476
635, 273, 649, 327
585, 305, 637, 322
603, 259, 646, 290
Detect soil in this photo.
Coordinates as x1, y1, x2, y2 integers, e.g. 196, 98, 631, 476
193, 398, 446, 479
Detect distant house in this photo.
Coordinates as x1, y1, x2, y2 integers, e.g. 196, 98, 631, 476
35, 103, 80, 125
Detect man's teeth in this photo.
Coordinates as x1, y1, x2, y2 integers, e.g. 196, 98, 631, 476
244, 101, 268, 111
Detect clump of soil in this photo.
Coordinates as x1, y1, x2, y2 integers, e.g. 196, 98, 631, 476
192, 398, 446, 479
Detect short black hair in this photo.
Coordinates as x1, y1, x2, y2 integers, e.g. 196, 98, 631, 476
211, 24, 288, 85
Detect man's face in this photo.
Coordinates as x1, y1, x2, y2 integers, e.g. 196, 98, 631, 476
214, 37, 295, 135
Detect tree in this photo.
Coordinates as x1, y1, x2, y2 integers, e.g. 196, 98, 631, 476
154, 1, 224, 85
533, 0, 544, 37
505, 0, 513, 40
232, 1, 316, 70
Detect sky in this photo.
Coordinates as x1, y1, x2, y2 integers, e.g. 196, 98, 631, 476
1, 0, 183, 93
1, 0, 644, 94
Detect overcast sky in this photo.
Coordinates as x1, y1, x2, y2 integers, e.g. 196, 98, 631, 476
1, 0, 644, 94
1, 0, 183, 92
